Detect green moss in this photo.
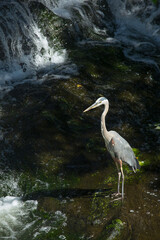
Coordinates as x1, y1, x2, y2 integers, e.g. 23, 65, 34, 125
89, 188, 122, 224
19, 167, 81, 199
106, 219, 123, 230
104, 176, 115, 185
41, 111, 57, 123
30, 2, 69, 49
85, 63, 100, 78
115, 63, 129, 72
104, 219, 124, 240
154, 123, 160, 130
152, 0, 158, 5
132, 148, 140, 157
32, 209, 67, 240
140, 152, 160, 170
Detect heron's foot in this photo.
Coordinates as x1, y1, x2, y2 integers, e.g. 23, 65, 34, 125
110, 197, 122, 202
110, 193, 124, 202
111, 192, 121, 197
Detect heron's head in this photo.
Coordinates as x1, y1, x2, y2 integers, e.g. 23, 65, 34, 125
83, 97, 108, 113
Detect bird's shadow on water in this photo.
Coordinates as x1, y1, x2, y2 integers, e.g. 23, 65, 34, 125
22, 187, 112, 201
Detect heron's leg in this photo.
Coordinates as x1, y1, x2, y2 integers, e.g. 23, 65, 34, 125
120, 166, 124, 199
118, 171, 121, 194
115, 162, 121, 194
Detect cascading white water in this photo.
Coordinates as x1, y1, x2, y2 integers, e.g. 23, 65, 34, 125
0, 0, 103, 96
0, 0, 160, 93
106, 0, 160, 70
0, 0, 68, 93
0, 170, 68, 240
36, 0, 87, 18
0, 196, 38, 240
0, 171, 38, 240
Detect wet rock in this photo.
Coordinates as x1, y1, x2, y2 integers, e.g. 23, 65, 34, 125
0, 42, 159, 239
38, 197, 60, 212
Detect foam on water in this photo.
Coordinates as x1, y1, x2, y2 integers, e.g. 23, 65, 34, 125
0, 0, 69, 96
0, 196, 38, 239
37, 0, 86, 10
0, 170, 36, 239
76, 0, 160, 70
0, 23, 67, 82
0, 0, 160, 95
0, 168, 69, 239
106, 0, 160, 69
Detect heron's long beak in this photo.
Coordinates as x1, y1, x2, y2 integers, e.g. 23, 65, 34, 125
83, 102, 98, 112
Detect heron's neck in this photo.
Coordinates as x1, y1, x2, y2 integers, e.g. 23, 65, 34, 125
101, 103, 110, 141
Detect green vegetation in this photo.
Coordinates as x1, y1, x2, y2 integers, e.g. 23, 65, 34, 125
152, 0, 158, 5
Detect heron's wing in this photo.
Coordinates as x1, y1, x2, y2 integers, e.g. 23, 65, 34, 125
109, 131, 140, 170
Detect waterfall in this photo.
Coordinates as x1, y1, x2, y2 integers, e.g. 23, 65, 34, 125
0, 0, 68, 93
107, 0, 160, 71
0, 0, 159, 95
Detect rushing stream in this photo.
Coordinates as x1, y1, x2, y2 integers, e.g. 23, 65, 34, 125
0, 0, 160, 91
0, 0, 160, 239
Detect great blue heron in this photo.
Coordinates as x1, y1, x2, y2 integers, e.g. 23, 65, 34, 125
83, 97, 140, 199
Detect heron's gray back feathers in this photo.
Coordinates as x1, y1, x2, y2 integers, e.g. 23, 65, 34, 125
106, 131, 140, 171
